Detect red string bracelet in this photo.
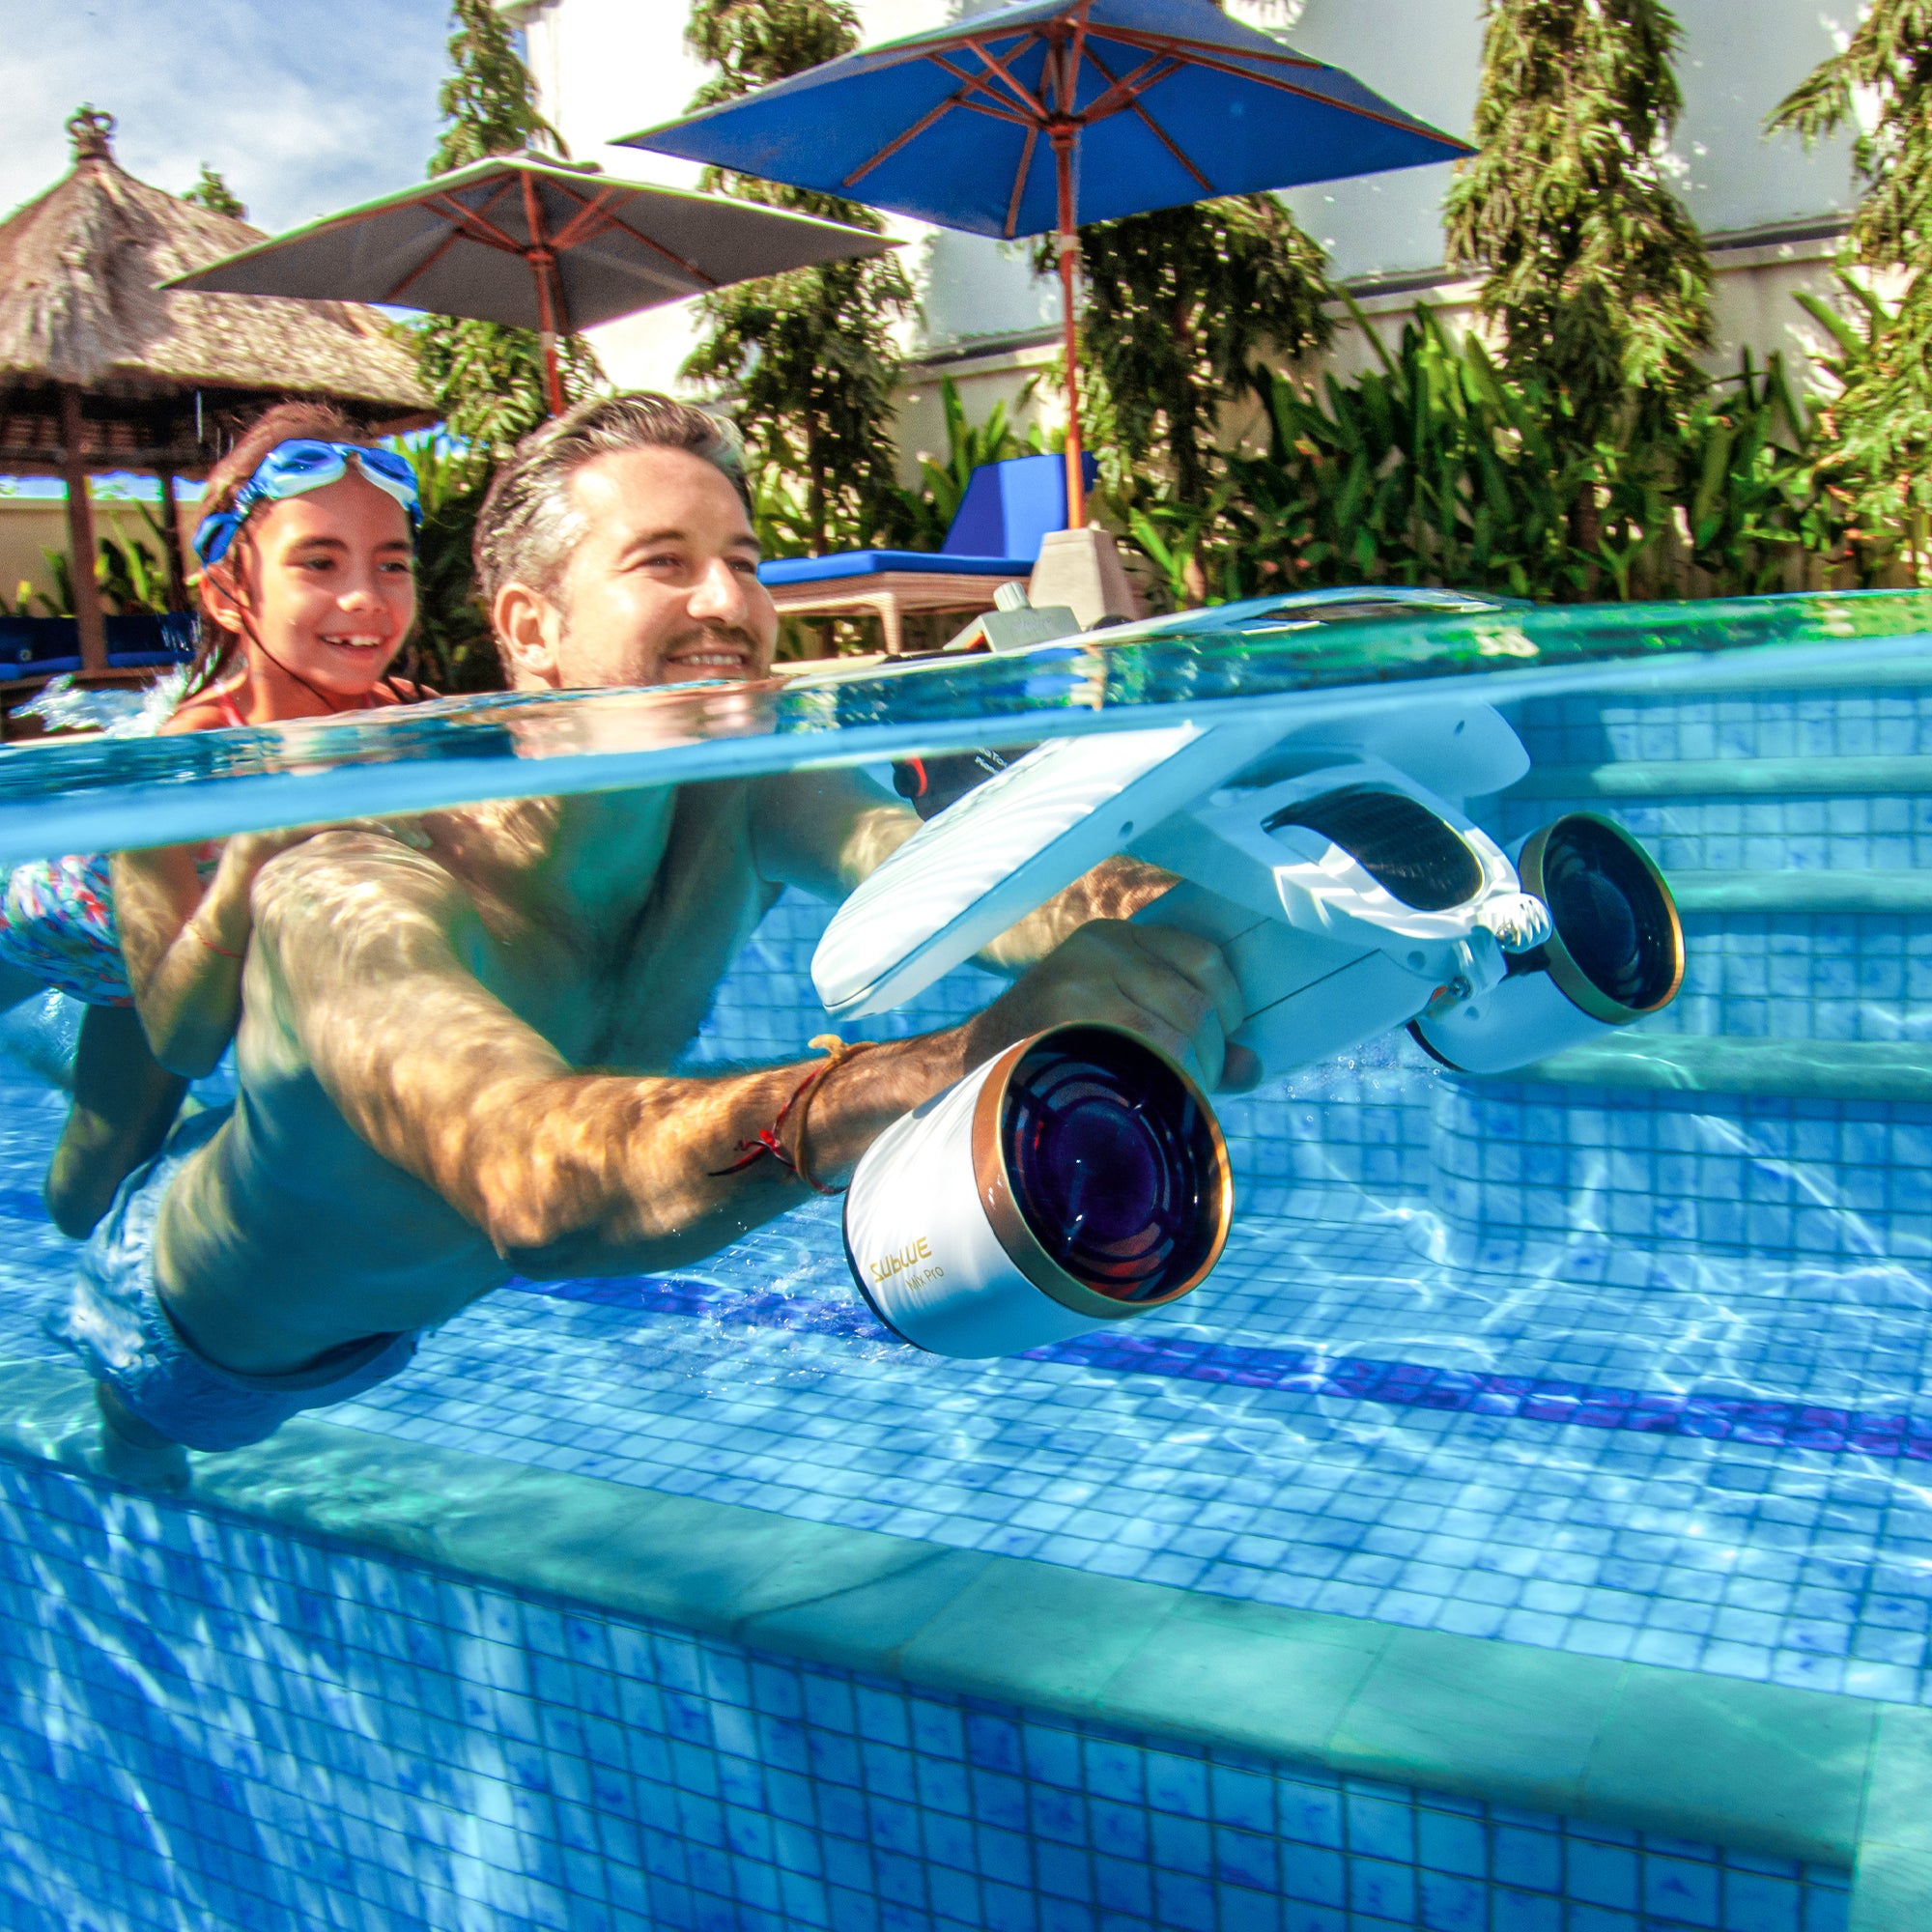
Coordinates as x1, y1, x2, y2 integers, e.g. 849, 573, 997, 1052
710, 1035, 877, 1194
192, 924, 245, 962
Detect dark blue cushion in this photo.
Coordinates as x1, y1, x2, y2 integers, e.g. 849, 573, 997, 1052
759, 552, 1035, 586
0, 612, 195, 676
0, 617, 79, 669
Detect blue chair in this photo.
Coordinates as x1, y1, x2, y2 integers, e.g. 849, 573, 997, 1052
759, 451, 1098, 655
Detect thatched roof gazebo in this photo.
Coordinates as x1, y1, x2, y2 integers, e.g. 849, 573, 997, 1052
0, 107, 433, 673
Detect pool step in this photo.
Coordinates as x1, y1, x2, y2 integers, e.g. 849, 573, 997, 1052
1505, 670, 1932, 772
1507, 754, 1932, 801
1670, 870, 1932, 915
1517, 1036, 1932, 1106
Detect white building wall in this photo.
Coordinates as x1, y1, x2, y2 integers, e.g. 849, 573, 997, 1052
508, 0, 1865, 465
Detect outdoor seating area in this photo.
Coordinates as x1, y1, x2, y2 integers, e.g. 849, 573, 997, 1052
758, 450, 1097, 652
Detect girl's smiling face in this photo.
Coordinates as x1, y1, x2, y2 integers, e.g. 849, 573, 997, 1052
204, 471, 416, 704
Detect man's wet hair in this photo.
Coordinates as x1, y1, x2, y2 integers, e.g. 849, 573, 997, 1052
474, 393, 753, 625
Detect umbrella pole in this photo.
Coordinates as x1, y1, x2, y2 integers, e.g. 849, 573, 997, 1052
540, 330, 565, 417
521, 170, 570, 418
58, 385, 108, 675
1052, 136, 1087, 530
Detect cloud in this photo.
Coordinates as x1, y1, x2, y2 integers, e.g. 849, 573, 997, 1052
0, 0, 449, 234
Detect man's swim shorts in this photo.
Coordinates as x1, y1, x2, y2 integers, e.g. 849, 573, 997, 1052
50, 1103, 419, 1452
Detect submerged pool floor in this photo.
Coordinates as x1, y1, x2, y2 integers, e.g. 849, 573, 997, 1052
5, 1065, 1930, 1718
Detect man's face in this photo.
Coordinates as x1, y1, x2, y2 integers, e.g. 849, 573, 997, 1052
498, 445, 779, 690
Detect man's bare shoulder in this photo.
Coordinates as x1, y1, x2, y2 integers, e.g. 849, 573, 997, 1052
249, 830, 483, 986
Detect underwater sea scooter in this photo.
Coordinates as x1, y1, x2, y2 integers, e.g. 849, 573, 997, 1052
818, 699, 1685, 1355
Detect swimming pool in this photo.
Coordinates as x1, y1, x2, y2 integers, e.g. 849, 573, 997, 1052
0, 609, 1925, 1930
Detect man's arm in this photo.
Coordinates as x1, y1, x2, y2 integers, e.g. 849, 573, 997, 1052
750, 762, 1176, 972
251, 830, 1241, 1284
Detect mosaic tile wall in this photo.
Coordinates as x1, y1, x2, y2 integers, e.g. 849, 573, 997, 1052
0, 1452, 1853, 1932
11, 999, 1929, 1713
1492, 792, 1932, 880
1428, 1083, 1932, 1264
1640, 913, 1932, 1043
1505, 683, 1932, 767
1494, 683, 1932, 875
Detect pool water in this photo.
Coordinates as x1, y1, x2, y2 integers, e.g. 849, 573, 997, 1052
4, 752, 1928, 1704
0, 630, 1928, 1929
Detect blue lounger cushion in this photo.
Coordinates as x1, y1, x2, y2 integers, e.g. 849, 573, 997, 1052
758, 552, 1036, 586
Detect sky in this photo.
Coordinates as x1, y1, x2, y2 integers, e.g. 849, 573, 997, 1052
0, 0, 451, 233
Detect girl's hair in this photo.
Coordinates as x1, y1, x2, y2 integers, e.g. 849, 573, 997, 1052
184, 400, 386, 696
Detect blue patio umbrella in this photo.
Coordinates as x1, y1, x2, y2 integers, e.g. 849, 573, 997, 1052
621, 0, 1468, 526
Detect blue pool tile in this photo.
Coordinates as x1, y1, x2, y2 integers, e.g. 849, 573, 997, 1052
1345, 1790, 1415, 1863
1093, 1851, 1151, 1916
0, 679, 1920, 1932
1646, 1850, 1723, 1927
980, 1879, 1037, 1932
1151, 1867, 1216, 1931
1349, 1855, 1417, 1922
1281, 1843, 1347, 1908
1209, 1765, 1274, 1834
1721, 1866, 1803, 1932
976, 1824, 1033, 1889
1418, 1868, 1486, 1930
1217, 1883, 1282, 1932
1282, 1908, 1346, 1932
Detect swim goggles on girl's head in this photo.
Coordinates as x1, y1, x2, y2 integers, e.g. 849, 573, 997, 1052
192, 440, 422, 568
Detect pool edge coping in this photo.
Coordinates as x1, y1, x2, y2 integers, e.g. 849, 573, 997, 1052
0, 1353, 1918, 1920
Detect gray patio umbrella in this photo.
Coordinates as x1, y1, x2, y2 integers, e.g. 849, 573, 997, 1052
167, 151, 895, 414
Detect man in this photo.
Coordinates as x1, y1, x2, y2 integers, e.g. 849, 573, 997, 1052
65, 394, 1245, 1469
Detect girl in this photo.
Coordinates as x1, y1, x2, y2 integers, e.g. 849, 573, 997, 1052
0, 401, 424, 1235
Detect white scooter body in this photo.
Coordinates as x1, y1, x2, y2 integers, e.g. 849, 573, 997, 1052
811, 695, 1645, 1089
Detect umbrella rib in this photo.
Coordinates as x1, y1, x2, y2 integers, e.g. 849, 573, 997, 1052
1073, 50, 1183, 128
953, 99, 1040, 129
382, 223, 477, 304
1079, 45, 1210, 194
841, 56, 1040, 192
1080, 25, 1323, 71
594, 207, 720, 289
549, 185, 625, 253
442, 175, 526, 246
953, 32, 1050, 123
422, 193, 529, 257
1065, 1, 1094, 123
1004, 121, 1038, 240
1093, 36, 1438, 137
383, 190, 532, 304
842, 92, 973, 187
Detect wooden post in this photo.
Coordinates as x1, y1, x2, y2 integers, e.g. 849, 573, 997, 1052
58, 385, 107, 673
156, 469, 188, 611
520, 169, 569, 416
1051, 134, 1086, 531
